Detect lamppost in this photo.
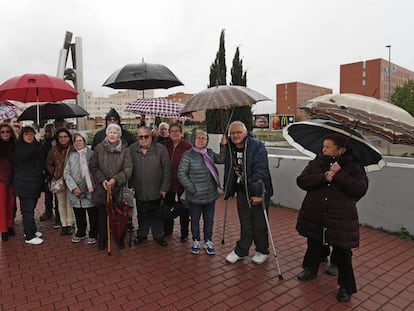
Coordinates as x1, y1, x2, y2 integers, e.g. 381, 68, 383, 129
386, 45, 391, 101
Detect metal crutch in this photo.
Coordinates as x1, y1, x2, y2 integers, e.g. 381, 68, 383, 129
261, 182, 283, 280
221, 199, 229, 244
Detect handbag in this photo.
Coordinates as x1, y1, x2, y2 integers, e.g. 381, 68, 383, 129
49, 147, 70, 193
49, 177, 65, 193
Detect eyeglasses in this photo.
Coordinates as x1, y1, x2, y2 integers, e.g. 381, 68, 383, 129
169, 129, 181, 133
58, 135, 69, 139
138, 135, 150, 140
230, 131, 244, 135
1, 130, 11, 134
107, 117, 118, 122
196, 137, 207, 140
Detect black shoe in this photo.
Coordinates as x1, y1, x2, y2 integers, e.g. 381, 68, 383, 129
320, 256, 328, 263
134, 236, 146, 245
325, 264, 338, 276
180, 236, 188, 242
66, 227, 73, 235
7, 227, 15, 236
155, 238, 168, 247
61, 227, 67, 235
336, 287, 352, 302
297, 268, 317, 281
1, 232, 9, 241
98, 240, 106, 250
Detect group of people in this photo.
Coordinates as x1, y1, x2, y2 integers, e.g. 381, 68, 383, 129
0, 108, 368, 303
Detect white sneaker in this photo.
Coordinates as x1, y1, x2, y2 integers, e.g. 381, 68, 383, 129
204, 240, 215, 255
24, 231, 43, 238
191, 240, 200, 255
87, 238, 97, 245
252, 252, 269, 264
25, 237, 44, 245
225, 250, 246, 264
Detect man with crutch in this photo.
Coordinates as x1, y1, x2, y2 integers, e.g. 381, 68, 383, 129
222, 121, 275, 265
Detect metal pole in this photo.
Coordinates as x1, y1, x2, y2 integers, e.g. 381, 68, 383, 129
386, 45, 391, 101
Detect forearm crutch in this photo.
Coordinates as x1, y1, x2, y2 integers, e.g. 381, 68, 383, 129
261, 182, 283, 280
221, 199, 229, 244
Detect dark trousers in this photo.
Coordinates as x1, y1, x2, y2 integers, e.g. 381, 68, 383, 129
97, 205, 107, 242
137, 199, 163, 240
163, 192, 189, 238
303, 237, 357, 294
234, 191, 269, 257
19, 196, 38, 240
189, 201, 215, 242
74, 207, 97, 238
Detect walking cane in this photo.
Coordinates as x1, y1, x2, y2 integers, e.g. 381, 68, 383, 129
260, 181, 283, 280
106, 186, 112, 256
221, 199, 229, 244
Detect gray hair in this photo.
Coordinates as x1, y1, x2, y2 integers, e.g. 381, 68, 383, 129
158, 122, 170, 130
228, 121, 247, 133
105, 123, 122, 136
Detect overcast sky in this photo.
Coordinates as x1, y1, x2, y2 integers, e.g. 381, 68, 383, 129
1, 0, 412, 113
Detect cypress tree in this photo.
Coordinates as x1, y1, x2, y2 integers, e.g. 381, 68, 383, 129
206, 30, 227, 133
230, 47, 252, 130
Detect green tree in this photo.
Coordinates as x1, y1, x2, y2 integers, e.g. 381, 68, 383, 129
230, 46, 252, 130
391, 79, 414, 116
206, 29, 227, 133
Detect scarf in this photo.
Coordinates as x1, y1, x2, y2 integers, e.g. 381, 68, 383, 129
77, 147, 94, 192
192, 146, 220, 188
103, 139, 122, 153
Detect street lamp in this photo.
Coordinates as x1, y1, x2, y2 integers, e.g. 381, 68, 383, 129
386, 45, 391, 101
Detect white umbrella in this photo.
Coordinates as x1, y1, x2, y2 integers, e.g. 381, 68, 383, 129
299, 93, 414, 145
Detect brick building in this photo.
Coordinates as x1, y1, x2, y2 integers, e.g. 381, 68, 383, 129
340, 58, 414, 101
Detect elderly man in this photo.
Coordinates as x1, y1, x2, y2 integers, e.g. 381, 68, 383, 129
129, 126, 172, 246
155, 122, 170, 142
223, 121, 274, 265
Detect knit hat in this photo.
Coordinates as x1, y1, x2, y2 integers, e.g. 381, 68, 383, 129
74, 132, 89, 145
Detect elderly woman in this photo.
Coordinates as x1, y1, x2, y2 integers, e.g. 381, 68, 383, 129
177, 130, 225, 255
13, 126, 46, 245
64, 133, 97, 244
46, 128, 73, 236
89, 123, 133, 250
0, 123, 16, 241
296, 133, 368, 303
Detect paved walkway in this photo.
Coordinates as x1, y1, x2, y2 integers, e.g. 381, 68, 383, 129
1, 196, 413, 311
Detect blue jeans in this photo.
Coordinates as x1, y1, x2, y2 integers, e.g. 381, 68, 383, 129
189, 201, 215, 242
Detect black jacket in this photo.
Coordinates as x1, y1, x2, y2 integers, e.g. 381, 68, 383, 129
13, 140, 46, 198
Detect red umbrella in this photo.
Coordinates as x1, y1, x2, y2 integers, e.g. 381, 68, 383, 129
0, 74, 78, 126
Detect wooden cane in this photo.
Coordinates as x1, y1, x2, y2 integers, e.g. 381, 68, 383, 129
107, 186, 112, 256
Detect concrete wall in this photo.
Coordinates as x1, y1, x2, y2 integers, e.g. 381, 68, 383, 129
216, 152, 414, 235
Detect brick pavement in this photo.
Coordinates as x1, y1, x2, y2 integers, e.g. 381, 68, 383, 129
0, 196, 413, 310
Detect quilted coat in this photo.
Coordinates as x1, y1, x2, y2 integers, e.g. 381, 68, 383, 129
296, 153, 368, 249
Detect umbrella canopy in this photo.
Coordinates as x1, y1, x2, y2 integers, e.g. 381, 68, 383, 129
299, 93, 414, 145
282, 119, 386, 172
125, 97, 191, 118
103, 62, 183, 90
0, 73, 78, 103
17, 102, 88, 121
0, 100, 23, 121
180, 85, 270, 113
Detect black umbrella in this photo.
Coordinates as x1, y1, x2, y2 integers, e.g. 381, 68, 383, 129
282, 119, 386, 172
17, 102, 88, 121
102, 62, 183, 90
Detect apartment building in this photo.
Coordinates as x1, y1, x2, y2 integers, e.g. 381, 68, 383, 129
276, 82, 332, 118
340, 58, 414, 100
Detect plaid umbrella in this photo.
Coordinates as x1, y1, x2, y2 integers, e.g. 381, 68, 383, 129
180, 85, 270, 113
125, 97, 191, 118
0, 100, 23, 121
